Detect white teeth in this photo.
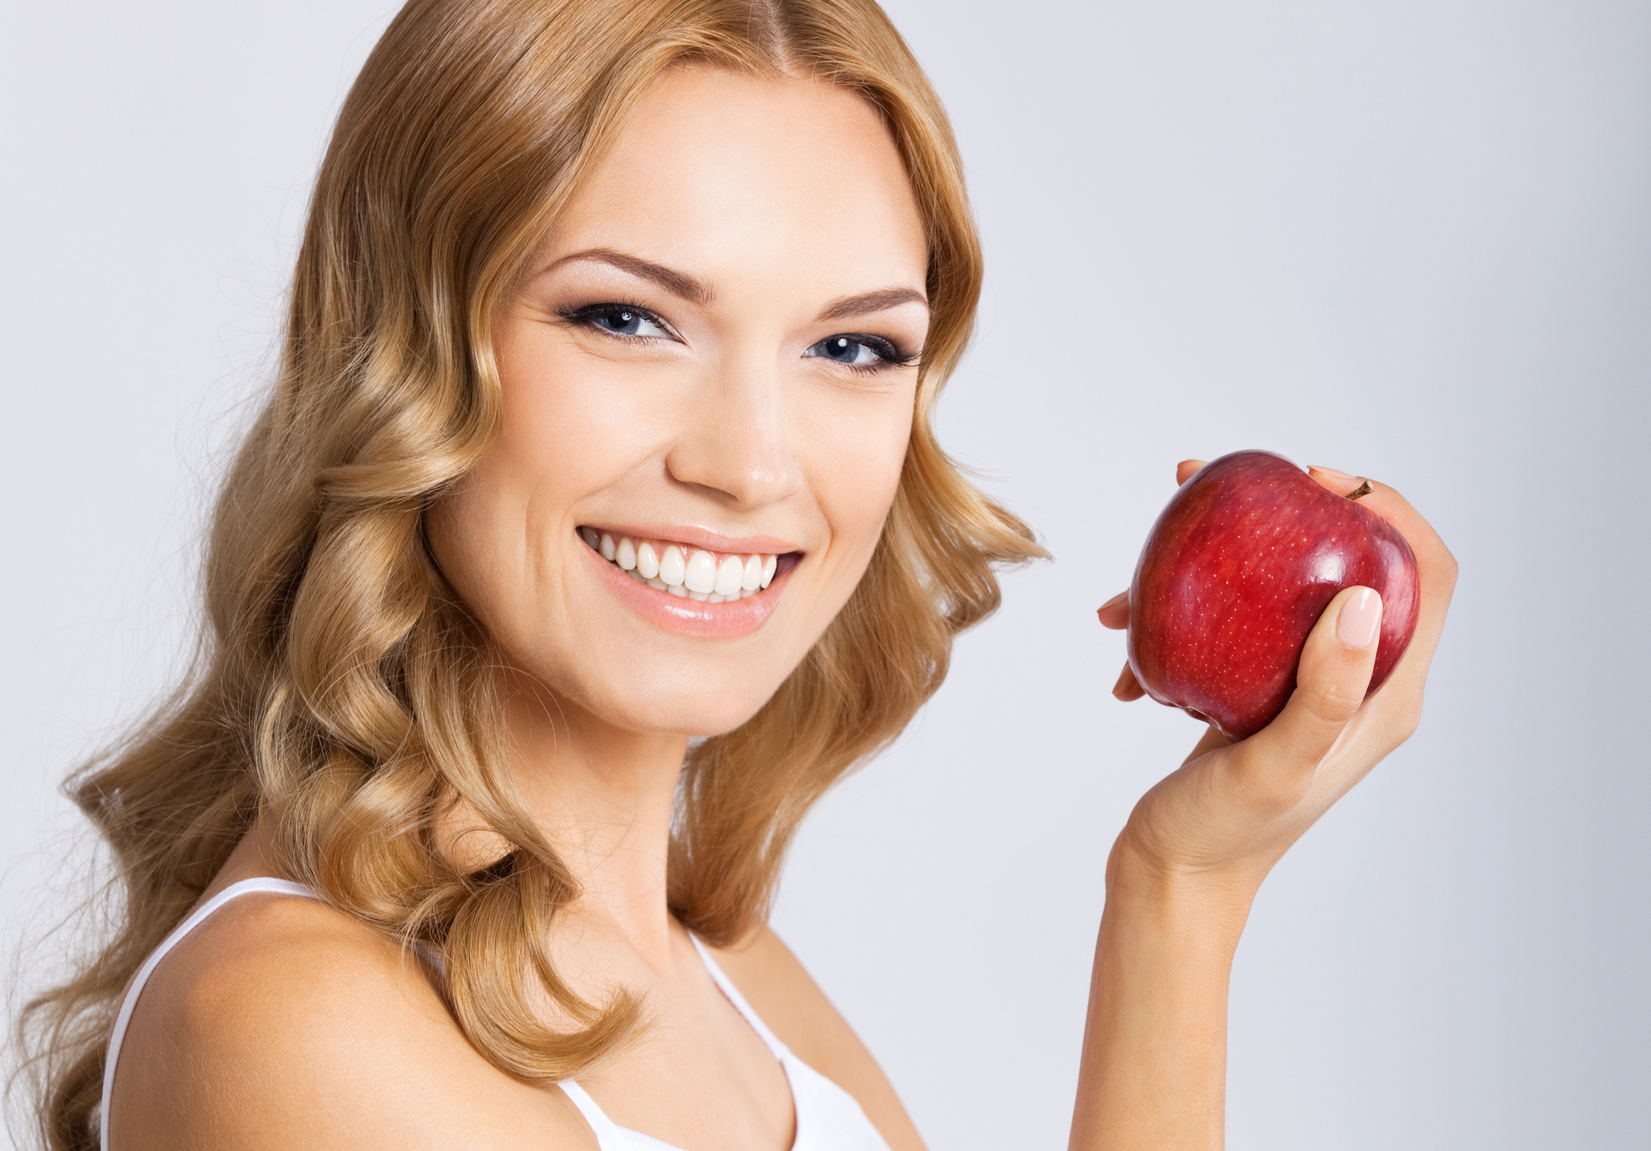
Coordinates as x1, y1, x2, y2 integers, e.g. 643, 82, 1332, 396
714, 555, 744, 596
636, 541, 660, 580
658, 546, 687, 587
684, 549, 718, 594
706, 554, 739, 591
595, 532, 782, 600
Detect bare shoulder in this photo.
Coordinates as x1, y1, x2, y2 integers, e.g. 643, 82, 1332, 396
707, 926, 926, 1151
111, 889, 594, 1151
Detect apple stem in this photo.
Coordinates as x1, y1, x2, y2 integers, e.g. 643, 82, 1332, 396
1344, 479, 1374, 501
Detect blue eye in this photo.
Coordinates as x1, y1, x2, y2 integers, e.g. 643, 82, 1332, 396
562, 303, 673, 340
806, 334, 911, 370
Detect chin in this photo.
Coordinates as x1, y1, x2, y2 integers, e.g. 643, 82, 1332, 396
526, 651, 796, 741
594, 683, 779, 739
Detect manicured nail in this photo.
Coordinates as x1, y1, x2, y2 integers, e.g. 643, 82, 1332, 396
1336, 587, 1382, 648
1099, 590, 1128, 611
1310, 466, 1371, 499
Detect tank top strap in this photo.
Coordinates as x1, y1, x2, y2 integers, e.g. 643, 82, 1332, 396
558, 1080, 619, 1136
101, 877, 320, 1151
688, 934, 790, 1062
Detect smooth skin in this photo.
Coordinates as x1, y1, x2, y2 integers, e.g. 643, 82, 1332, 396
107, 65, 1457, 1151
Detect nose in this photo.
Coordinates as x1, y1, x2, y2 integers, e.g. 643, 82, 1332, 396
664, 354, 804, 508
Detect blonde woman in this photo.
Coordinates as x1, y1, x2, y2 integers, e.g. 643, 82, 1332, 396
21, 1, 1456, 1149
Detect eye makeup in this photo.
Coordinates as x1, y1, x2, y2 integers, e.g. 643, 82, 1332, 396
805, 332, 920, 374
557, 301, 680, 342
555, 299, 921, 375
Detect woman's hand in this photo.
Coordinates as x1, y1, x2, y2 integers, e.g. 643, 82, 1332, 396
1095, 459, 1458, 894
1070, 459, 1457, 1151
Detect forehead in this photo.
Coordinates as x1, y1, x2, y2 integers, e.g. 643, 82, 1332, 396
551, 65, 927, 291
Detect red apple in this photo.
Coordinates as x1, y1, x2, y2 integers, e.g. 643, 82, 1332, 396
1125, 450, 1420, 740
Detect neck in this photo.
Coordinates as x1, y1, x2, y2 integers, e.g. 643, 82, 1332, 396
493, 680, 690, 962
233, 676, 693, 975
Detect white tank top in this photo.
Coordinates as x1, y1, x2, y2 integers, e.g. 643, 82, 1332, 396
101, 877, 893, 1151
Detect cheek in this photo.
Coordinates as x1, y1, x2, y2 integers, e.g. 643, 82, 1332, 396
497, 340, 664, 494
799, 388, 915, 565
425, 338, 662, 641
421, 448, 544, 647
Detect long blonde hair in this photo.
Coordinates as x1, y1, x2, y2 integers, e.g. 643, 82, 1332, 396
17, 1, 1043, 1146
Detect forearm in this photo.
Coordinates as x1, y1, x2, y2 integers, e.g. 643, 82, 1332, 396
1068, 848, 1257, 1151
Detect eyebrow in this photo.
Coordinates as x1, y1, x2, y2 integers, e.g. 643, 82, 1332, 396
818, 287, 928, 322
544, 248, 926, 321
549, 248, 714, 306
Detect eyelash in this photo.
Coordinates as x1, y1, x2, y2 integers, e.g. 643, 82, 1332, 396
557, 301, 676, 342
827, 334, 920, 376
557, 301, 920, 375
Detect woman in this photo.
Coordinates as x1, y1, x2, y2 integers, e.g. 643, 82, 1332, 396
21, 0, 1456, 1148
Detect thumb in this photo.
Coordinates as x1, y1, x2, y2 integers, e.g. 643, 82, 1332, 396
1245, 585, 1382, 770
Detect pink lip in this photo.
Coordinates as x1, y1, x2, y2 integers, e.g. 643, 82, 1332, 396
583, 538, 794, 638
581, 523, 802, 557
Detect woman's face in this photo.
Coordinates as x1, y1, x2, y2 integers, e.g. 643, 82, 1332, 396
427, 66, 930, 738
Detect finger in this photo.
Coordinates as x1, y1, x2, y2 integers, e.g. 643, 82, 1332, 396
1175, 459, 1207, 486
1306, 464, 1369, 499
1181, 723, 1231, 766
1236, 585, 1383, 794
1113, 663, 1146, 701
1097, 590, 1129, 629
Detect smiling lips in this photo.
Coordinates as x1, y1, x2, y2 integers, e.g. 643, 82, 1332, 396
579, 528, 780, 603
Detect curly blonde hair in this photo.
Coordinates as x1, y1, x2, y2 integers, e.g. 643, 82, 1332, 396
17, 0, 1044, 1146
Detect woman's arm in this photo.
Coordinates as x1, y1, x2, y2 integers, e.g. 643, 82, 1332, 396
1072, 464, 1457, 1149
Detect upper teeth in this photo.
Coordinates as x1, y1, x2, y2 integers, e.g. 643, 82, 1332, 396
579, 528, 780, 602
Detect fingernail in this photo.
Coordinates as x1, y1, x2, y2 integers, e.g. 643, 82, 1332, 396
1336, 587, 1382, 648
1310, 466, 1370, 499
1099, 590, 1128, 611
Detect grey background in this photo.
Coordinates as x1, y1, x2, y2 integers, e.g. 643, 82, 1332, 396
4, 2, 1647, 1148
